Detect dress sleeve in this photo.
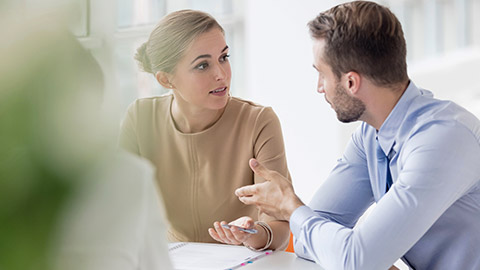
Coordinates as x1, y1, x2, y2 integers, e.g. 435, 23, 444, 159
252, 107, 291, 182
291, 122, 480, 269
118, 102, 140, 155
251, 107, 291, 225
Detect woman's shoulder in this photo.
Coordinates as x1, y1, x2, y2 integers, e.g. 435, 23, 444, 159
222, 97, 282, 133
131, 94, 172, 107
229, 96, 276, 117
126, 94, 172, 115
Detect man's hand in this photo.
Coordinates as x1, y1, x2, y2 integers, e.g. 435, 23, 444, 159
235, 158, 304, 221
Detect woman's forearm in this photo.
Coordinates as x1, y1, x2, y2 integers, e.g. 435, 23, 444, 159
243, 220, 290, 251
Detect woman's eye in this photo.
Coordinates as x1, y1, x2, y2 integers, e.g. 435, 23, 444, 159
196, 62, 209, 70
220, 54, 230, 62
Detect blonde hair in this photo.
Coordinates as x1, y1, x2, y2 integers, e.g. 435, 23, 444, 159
135, 9, 224, 74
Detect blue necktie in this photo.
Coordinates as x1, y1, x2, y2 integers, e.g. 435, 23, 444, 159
376, 139, 393, 194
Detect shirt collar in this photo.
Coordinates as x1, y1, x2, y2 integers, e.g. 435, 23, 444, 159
376, 81, 420, 155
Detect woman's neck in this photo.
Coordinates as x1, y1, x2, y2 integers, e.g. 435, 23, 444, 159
171, 96, 227, 133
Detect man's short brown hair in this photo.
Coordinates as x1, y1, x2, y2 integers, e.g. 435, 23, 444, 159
308, 1, 408, 87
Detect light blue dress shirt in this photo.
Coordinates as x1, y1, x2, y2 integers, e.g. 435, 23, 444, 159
290, 82, 480, 270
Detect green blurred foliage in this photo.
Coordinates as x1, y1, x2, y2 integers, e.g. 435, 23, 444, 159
0, 6, 107, 270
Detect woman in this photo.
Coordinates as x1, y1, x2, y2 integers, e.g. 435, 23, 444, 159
119, 9, 291, 251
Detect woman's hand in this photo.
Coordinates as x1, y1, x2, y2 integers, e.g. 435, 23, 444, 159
208, 216, 255, 245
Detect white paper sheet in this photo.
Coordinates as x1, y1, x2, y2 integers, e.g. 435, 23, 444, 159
168, 242, 272, 270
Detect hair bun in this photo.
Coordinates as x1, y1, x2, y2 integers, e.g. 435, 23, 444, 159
134, 42, 153, 74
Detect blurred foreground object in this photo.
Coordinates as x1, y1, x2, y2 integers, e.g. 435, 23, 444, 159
0, 6, 171, 270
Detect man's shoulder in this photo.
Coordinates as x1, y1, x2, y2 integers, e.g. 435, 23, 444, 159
408, 98, 480, 137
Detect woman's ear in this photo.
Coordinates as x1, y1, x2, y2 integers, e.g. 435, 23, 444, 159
155, 71, 175, 89
344, 71, 361, 95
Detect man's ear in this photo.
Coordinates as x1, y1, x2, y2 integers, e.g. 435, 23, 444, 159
344, 71, 361, 95
155, 71, 175, 89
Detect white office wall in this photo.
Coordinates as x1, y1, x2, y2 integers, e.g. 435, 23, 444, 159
388, 0, 480, 119
409, 48, 480, 117
242, 0, 357, 203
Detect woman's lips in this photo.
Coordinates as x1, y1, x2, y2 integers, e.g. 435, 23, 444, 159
209, 87, 227, 96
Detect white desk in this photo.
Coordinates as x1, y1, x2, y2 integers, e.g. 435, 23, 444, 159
168, 242, 325, 270
243, 251, 324, 270
243, 251, 409, 270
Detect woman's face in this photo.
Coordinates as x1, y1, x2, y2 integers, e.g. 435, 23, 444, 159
170, 27, 231, 111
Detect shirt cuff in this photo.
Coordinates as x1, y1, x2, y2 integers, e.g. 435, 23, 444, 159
290, 205, 316, 237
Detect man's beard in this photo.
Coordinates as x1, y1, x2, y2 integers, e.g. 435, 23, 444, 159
332, 83, 366, 123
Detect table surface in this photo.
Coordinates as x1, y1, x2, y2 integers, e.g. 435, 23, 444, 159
242, 251, 324, 270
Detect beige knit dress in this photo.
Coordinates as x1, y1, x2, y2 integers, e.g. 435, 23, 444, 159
119, 94, 291, 243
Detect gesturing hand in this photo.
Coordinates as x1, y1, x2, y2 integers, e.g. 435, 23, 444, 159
235, 159, 304, 221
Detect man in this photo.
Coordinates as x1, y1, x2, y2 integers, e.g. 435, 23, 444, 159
235, 1, 480, 269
